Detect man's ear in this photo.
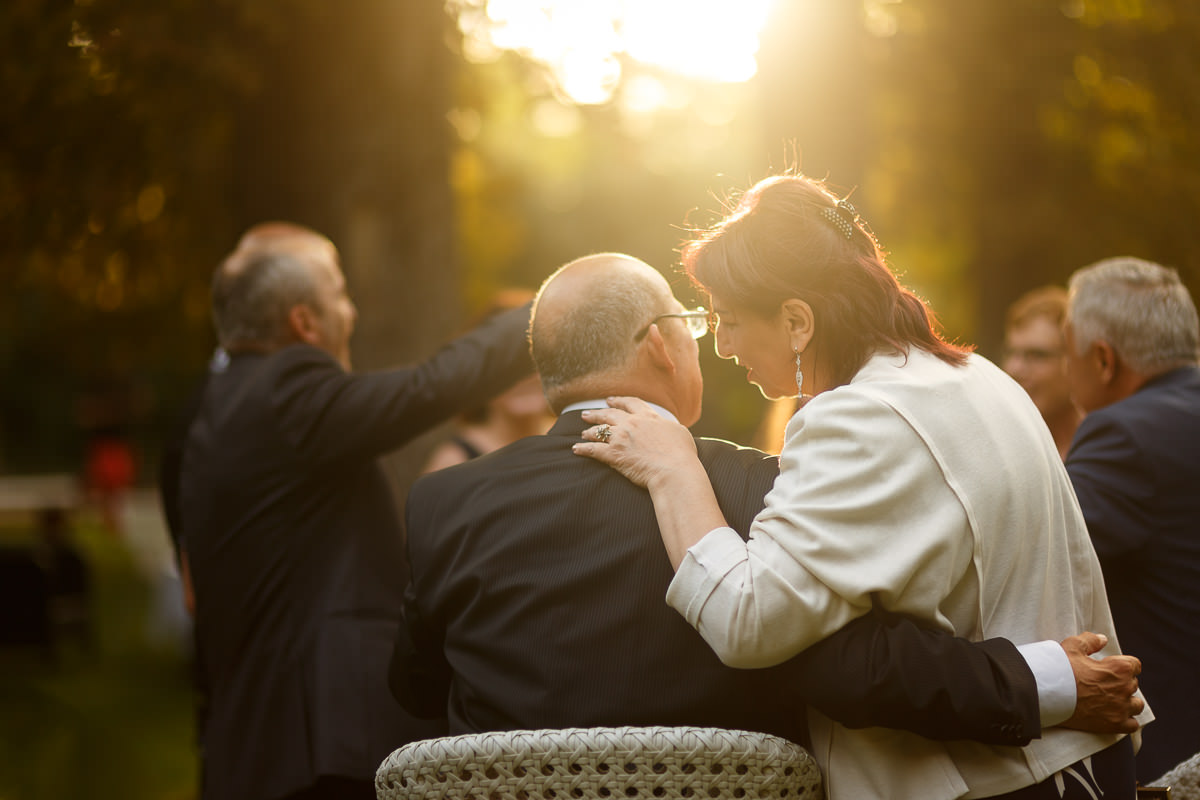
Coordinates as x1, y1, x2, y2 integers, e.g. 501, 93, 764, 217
641, 324, 677, 375
781, 299, 815, 353
287, 304, 321, 346
1093, 340, 1119, 385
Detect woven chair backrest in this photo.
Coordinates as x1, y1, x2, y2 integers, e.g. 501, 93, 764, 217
376, 726, 823, 800
1149, 750, 1200, 800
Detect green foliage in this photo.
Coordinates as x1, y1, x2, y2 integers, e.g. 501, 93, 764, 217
0, 0, 260, 470
443, 0, 1200, 436
0, 518, 197, 800
1, 0, 447, 471
851, 0, 1200, 353
6, 0, 1200, 463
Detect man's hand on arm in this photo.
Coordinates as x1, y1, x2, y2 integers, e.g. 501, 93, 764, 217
1058, 632, 1144, 734
781, 613, 1041, 746
780, 617, 1144, 745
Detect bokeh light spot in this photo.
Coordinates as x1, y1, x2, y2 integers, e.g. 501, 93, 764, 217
136, 184, 165, 223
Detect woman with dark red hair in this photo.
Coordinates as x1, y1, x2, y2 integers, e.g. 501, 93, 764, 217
575, 173, 1148, 800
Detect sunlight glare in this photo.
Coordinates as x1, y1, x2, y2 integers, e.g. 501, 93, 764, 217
622, 0, 771, 84
466, 0, 777, 105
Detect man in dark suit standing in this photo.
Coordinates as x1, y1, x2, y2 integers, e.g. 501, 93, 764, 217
1064, 256, 1200, 782
179, 223, 534, 800
392, 253, 1145, 750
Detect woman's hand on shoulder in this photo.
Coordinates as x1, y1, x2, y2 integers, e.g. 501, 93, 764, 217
573, 397, 699, 489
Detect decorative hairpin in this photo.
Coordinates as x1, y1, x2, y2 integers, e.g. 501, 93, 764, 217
820, 198, 858, 240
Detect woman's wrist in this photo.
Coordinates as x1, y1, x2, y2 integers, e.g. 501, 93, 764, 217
650, 457, 730, 569
646, 455, 707, 496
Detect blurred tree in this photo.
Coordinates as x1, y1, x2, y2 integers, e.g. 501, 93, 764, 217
0, 0, 247, 471
854, 0, 1200, 354
443, 0, 1200, 439
7, 0, 1200, 472
756, 1, 873, 185
1, 0, 460, 483
747, 0, 1200, 357
225, 0, 462, 489
230, 1, 461, 371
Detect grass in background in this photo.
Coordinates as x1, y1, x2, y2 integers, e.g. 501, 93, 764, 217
0, 515, 198, 800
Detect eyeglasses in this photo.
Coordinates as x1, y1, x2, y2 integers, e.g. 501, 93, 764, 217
634, 308, 709, 341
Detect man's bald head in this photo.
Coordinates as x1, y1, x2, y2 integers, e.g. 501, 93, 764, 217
232, 222, 332, 259
211, 222, 338, 352
530, 253, 676, 410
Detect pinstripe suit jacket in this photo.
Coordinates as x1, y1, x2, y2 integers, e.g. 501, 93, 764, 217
391, 410, 1040, 746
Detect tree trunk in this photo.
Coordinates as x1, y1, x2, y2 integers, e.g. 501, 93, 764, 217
231, 0, 461, 492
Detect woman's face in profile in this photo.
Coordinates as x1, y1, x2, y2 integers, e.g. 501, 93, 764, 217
708, 295, 797, 400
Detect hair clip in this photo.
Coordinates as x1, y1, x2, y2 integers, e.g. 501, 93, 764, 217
820, 201, 857, 240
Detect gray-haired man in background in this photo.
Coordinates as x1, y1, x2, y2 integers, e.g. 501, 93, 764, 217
1063, 256, 1200, 782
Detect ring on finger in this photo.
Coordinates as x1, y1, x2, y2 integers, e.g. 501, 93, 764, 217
595, 424, 612, 443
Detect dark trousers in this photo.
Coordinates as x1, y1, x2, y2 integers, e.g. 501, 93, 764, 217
275, 776, 375, 800
983, 737, 1136, 800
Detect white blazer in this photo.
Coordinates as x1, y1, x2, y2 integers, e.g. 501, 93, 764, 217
668, 349, 1151, 800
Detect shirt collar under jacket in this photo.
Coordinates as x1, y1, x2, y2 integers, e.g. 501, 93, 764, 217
560, 399, 678, 423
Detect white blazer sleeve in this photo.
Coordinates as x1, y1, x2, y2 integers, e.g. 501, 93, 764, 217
666, 388, 976, 668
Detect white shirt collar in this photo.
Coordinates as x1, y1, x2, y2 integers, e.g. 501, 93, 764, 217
561, 399, 678, 423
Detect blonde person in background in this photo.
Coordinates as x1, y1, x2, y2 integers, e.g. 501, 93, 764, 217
576, 172, 1150, 800
422, 289, 555, 473
1002, 287, 1082, 460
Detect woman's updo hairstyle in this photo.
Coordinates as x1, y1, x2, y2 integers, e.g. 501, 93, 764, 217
681, 173, 969, 387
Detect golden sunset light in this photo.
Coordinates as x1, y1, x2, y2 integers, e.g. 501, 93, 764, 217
457, 0, 777, 104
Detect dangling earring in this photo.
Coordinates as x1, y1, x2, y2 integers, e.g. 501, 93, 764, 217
794, 348, 804, 396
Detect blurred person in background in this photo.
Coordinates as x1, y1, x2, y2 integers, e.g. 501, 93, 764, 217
179, 222, 533, 800
77, 376, 140, 535
1002, 287, 1082, 460
422, 289, 554, 473
1063, 256, 1200, 782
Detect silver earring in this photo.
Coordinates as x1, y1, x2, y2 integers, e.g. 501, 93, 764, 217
794, 348, 804, 396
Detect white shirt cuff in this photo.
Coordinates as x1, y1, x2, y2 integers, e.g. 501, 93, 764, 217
1018, 640, 1076, 727
665, 527, 747, 624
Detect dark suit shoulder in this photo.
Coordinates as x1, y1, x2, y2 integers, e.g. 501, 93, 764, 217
267, 342, 339, 367
695, 439, 779, 491
262, 344, 343, 391
1081, 365, 1200, 429
409, 432, 550, 495
695, 436, 775, 465
1069, 366, 1200, 500
404, 433, 563, 549
694, 438, 779, 538
203, 346, 339, 418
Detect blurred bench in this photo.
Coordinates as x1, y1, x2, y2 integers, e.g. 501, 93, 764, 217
0, 476, 91, 654
0, 546, 53, 649
0, 474, 81, 525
